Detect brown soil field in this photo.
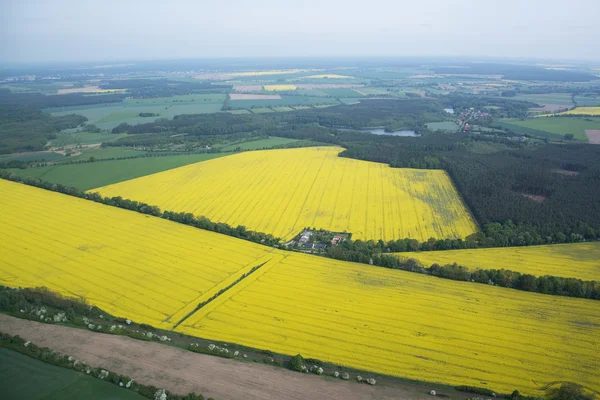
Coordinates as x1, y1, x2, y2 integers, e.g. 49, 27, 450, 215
520, 193, 546, 203
233, 85, 264, 92
585, 130, 600, 144
230, 93, 282, 100
56, 86, 126, 95
0, 314, 434, 400
551, 169, 579, 176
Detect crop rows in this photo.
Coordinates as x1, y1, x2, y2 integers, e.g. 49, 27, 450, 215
93, 147, 478, 242
0, 179, 274, 328
178, 252, 600, 395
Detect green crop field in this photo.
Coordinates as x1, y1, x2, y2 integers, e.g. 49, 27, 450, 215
218, 137, 300, 151
497, 117, 600, 141
229, 96, 340, 109
426, 121, 460, 132
46, 94, 226, 130
575, 95, 600, 106
8, 153, 227, 190
250, 107, 275, 114
0, 152, 65, 163
322, 88, 364, 97
0, 348, 144, 400
63, 147, 147, 162
512, 93, 574, 106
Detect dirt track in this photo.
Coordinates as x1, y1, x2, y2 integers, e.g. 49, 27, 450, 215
0, 314, 431, 400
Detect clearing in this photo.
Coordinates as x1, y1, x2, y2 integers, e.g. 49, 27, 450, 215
92, 146, 478, 242
0, 347, 144, 400
397, 242, 600, 281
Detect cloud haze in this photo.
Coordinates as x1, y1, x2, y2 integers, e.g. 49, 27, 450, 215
1, 0, 599, 62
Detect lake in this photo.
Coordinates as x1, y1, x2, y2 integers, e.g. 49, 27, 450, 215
337, 127, 420, 137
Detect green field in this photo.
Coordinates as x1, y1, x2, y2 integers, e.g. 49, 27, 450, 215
0, 152, 65, 163
46, 94, 226, 130
50, 131, 129, 147
8, 153, 228, 190
218, 137, 300, 151
250, 107, 275, 114
575, 95, 600, 106
512, 93, 574, 106
322, 88, 364, 97
0, 348, 144, 400
63, 147, 147, 162
497, 117, 600, 141
426, 121, 460, 132
229, 96, 339, 109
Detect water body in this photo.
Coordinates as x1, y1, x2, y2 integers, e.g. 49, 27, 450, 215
337, 127, 420, 137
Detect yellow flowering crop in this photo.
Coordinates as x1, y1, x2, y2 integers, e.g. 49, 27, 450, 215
1, 179, 598, 394
397, 242, 600, 281
92, 147, 478, 242
263, 84, 297, 91
178, 251, 600, 395
0, 179, 275, 329
555, 107, 600, 116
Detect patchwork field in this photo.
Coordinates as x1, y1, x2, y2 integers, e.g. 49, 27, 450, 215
397, 242, 600, 281
91, 147, 478, 242
1, 179, 598, 396
177, 252, 600, 396
264, 84, 297, 91
46, 94, 226, 129
0, 179, 275, 328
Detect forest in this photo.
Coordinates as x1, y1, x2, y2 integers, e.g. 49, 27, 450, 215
0, 105, 86, 154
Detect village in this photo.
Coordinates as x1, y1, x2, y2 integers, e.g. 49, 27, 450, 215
285, 228, 351, 252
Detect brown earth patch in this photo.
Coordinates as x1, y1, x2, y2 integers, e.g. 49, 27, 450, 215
531, 104, 572, 113
230, 93, 281, 100
232, 85, 264, 92
520, 193, 546, 203
56, 86, 126, 95
585, 130, 600, 144
0, 314, 434, 400
551, 169, 579, 176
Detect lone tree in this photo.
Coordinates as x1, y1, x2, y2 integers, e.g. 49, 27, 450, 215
289, 354, 305, 372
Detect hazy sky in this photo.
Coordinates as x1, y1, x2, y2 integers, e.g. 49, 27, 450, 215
1, 0, 599, 62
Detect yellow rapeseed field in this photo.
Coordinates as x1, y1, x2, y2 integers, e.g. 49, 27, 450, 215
178, 251, 600, 396
1, 179, 598, 394
263, 84, 297, 91
0, 179, 275, 329
556, 107, 600, 116
92, 147, 478, 242
397, 243, 600, 281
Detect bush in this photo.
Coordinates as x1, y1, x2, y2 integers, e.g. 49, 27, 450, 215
289, 354, 305, 371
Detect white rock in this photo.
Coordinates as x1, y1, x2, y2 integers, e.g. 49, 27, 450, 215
88, 324, 95, 330
126, 319, 131, 325
146, 332, 153, 338
159, 335, 168, 342
316, 367, 323, 375
234, 351, 239, 357
24, 341, 31, 347
154, 388, 168, 400
99, 315, 104, 319
110, 325, 116, 332
430, 390, 437, 396
68, 356, 73, 362
357, 375, 363, 382
119, 382, 123, 387
243, 354, 247, 358
126, 379, 133, 388
367, 378, 376, 385
96, 325, 102, 330
341, 372, 350, 380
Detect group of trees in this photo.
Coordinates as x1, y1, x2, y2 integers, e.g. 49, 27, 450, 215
0, 105, 87, 154
100, 78, 231, 98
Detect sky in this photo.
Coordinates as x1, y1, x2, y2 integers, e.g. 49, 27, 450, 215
1, 0, 599, 63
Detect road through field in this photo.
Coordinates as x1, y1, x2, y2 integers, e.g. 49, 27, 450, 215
0, 314, 431, 400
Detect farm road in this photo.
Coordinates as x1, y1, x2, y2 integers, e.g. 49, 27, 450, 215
0, 314, 431, 400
